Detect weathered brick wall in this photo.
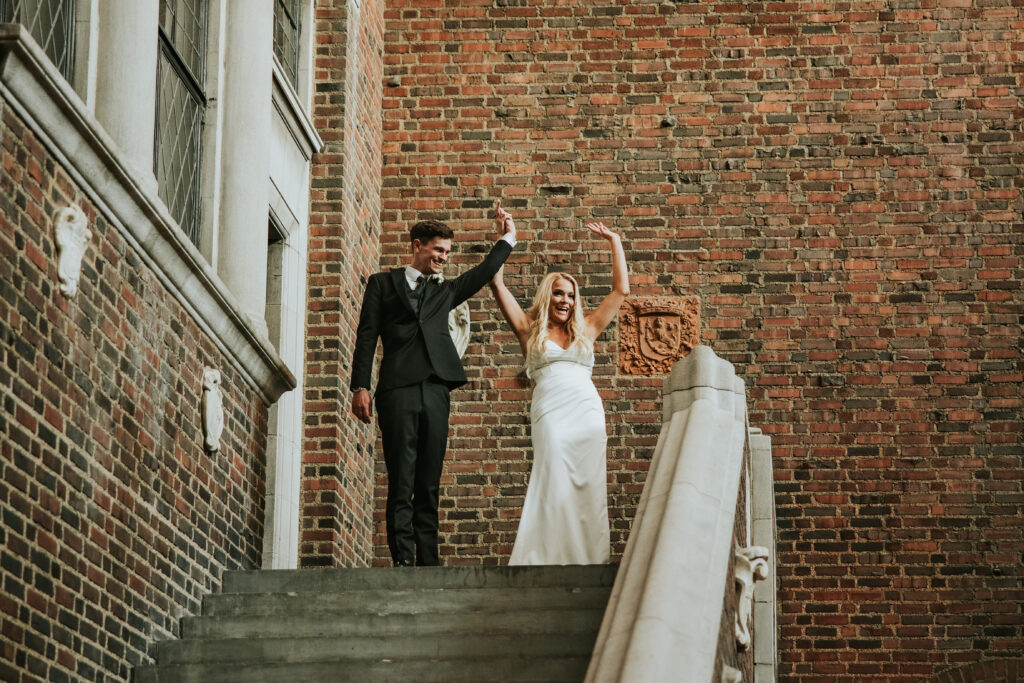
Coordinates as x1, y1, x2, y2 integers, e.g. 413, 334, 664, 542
302, 0, 387, 567
935, 658, 1023, 683
0, 104, 267, 679
376, 1, 1024, 679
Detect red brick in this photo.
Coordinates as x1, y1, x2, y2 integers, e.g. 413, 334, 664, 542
361, 1, 1024, 678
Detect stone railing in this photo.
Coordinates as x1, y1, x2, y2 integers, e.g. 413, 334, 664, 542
586, 345, 776, 683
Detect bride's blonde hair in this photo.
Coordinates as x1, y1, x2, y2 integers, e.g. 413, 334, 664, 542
525, 272, 592, 363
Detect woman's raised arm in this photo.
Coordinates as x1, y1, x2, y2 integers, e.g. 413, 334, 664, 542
583, 221, 629, 339
490, 265, 532, 354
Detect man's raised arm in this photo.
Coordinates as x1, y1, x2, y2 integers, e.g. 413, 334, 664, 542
450, 201, 518, 306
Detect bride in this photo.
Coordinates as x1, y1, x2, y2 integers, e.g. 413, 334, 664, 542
489, 209, 629, 565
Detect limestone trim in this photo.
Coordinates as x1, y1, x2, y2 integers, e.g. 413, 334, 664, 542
734, 545, 770, 651
0, 25, 296, 403
748, 428, 778, 682
437, 271, 471, 358
586, 345, 748, 683
722, 665, 743, 683
201, 367, 225, 453
262, 180, 310, 570
271, 55, 323, 162
448, 301, 471, 358
53, 204, 91, 297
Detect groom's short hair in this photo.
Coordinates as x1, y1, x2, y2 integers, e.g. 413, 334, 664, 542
410, 220, 454, 244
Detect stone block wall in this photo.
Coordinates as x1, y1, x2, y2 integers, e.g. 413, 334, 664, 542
301, 0, 388, 567
374, 1, 1024, 679
0, 103, 267, 679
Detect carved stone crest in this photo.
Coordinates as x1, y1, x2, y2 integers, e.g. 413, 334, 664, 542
53, 204, 91, 297
619, 297, 700, 374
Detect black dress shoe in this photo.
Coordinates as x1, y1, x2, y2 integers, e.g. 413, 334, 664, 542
394, 559, 413, 567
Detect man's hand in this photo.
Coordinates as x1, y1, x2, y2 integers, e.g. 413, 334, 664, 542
495, 200, 516, 240
351, 389, 372, 424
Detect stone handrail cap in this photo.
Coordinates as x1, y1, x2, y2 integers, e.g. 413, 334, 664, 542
664, 345, 743, 395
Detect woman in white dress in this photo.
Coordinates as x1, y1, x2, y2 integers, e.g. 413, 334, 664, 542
489, 211, 629, 565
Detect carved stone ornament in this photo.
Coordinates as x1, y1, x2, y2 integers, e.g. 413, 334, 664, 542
53, 204, 91, 297
722, 665, 743, 683
449, 300, 471, 358
734, 545, 771, 651
201, 367, 224, 453
618, 296, 700, 375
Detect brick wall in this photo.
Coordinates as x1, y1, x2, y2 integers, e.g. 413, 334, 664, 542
302, 0, 387, 567
0, 104, 267, 679
376, 1, 1024, 679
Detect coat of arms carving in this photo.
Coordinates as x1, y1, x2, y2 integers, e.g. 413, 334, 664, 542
619, 297, 700, 375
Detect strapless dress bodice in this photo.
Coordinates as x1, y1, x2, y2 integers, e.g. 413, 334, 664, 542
526, 339, 595, 380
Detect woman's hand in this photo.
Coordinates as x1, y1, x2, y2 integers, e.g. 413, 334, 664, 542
585, 221, 619, 242
582, 219, 629, 339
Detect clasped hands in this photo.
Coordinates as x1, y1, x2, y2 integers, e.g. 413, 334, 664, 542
495, 200, 516, 240
495, 201, 618, 244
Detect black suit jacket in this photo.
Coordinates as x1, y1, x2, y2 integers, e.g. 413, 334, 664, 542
351, 239, 512, 394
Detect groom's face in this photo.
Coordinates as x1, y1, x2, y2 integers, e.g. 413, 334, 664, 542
411, 237, 452, 275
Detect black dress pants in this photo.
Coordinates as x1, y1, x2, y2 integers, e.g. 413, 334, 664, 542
375, 379, 451, 566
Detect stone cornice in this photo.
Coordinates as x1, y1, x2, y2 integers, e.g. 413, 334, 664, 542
0, 24, 296, 403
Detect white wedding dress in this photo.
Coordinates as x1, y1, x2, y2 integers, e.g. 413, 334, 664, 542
509, 340, 610, 565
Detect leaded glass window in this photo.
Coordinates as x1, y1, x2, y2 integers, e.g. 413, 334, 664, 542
273, 0, 300, 88
0, 0, 76, 82
155, 0, 207, 247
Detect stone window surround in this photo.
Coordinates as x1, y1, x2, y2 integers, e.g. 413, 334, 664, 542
56, 0, 319, 289
196, 0, 318, 266
270, 50, 320, 166
0, 24, 295, 402
262, 53, 322, 569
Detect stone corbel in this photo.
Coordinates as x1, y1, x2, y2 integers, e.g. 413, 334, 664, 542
734, 545, 770, 651
722, 665, 743, 683
53, 204, 91, 297
201, 367, 224, 452
449, 300, 470, 357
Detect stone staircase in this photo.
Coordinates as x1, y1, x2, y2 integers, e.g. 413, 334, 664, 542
133, 565, 616, 683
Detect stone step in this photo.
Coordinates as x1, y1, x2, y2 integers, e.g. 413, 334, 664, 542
136, 566, 615, 683
201, 585, 611, 618
134, 655, 591, 683
182, 605, 606, 639
222, 564, 616, 594
155, 631, 599, 665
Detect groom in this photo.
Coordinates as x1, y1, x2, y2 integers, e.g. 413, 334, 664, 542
350, 205, 517, 566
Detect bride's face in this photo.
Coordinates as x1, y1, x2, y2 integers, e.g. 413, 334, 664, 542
547, 277, 575, 326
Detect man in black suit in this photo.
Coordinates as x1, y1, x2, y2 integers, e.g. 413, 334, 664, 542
350, 204, 517, 566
